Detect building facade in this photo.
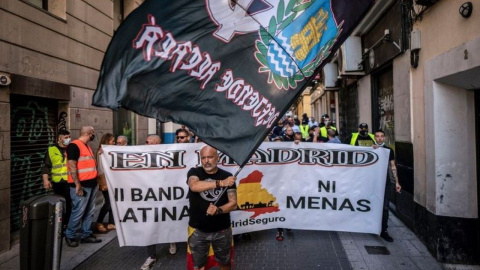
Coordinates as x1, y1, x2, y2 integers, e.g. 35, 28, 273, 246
0, 0, 152, 253
324, 0, 480, 265
410, 0, 479, 264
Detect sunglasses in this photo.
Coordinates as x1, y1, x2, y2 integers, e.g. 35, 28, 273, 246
177, 136, 187, 139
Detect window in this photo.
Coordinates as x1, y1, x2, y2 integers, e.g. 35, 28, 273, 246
113, 108, 137, 145
23, 0, 47, 9
21, 0, 66, 20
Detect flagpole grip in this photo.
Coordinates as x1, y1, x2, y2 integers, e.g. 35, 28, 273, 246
212, 165, 243, 207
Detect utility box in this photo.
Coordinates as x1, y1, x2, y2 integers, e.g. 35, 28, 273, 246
20, 194, 65, 270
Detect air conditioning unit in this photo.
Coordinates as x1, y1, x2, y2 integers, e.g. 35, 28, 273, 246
338, 36, 364, 77
415, 0, 438, 6
323, 63, 338, 88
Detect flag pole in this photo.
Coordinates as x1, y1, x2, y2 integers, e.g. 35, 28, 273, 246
213, 164, 244, 206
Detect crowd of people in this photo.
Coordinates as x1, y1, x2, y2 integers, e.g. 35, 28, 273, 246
267, 113, 401, 243
41, 126, 193, 269
269, 113, 339, 144
40, 113, 401, 270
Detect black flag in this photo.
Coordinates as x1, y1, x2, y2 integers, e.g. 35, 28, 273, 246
93, 0, 373, 166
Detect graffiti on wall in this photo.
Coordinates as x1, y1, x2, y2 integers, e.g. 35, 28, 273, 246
13, 101, 55, 144
378, 86, 395, 149
11, 152, 46, 204
58, 111, 68, 132
10, 100, 55, 230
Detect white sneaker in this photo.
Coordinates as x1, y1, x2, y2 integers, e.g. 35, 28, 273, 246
140, 257, 156, 270
169, 243, 177, 255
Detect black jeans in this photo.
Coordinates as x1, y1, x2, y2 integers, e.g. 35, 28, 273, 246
382, 181, 393, 232
97, 190, 114, 224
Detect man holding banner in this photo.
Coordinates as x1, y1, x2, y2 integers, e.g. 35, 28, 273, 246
187, 146, 237, 270
373, 130, 402, 242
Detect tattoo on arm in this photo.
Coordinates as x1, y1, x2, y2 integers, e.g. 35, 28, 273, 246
227, 189, 237, 198
188, 176, 203, 191
390, 162, 399, 182
68, 160, 80, 185
227, 189, 237, 211
188, 176, 198, 186
392, 169, 398, 179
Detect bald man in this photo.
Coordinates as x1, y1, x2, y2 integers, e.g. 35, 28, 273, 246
145, 134, 161, 145
187, 146, 237, 270
116, 135, 128, 146
64, 126, 102, 247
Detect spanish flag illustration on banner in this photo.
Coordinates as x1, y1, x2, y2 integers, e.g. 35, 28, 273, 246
237, 170, 279, 217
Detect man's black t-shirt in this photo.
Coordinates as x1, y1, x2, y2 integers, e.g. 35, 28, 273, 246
66, 142, 97, 188
381, 145, 395, 185
187, 167, 235, 232
383, 145, 395, 162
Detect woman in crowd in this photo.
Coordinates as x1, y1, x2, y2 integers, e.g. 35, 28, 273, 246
96, 133, 116, 232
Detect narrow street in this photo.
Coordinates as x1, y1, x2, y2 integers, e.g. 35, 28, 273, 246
76, 230, 351, 270
1, 1, 479, 269
71, 213, 440, 270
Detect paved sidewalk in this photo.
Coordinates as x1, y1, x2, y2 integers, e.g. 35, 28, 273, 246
338, 212, 441, 270
0, 211, 447, 270
75, 229, 350, 270
0, 230, 117, 270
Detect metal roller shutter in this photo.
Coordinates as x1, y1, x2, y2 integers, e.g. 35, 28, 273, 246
10, 95, 57, 232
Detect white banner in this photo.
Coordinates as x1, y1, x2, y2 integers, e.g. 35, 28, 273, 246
101, 142, 389, 246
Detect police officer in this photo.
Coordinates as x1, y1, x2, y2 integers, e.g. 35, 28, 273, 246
42, 130, 72, 228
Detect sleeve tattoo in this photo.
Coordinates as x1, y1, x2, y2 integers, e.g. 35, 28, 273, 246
68, 160, 80, 185
391, 164, 399, 182
227, 189, 237, 203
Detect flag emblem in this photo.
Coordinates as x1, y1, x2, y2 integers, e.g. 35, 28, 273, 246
93, 0, 374, 166
255, 0, 343, 90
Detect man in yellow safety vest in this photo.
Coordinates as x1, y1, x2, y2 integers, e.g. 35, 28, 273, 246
42, 130, 72, 228
345, 123, 375, 146
319, 114, 337, 142
299, 119, 309, 139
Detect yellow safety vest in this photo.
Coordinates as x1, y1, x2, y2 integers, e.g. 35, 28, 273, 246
48, 146, 68, 183
299, 124, 309, 139
320, 126, 337, 138
350, 133, 375, 146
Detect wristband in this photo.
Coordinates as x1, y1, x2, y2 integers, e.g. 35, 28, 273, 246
216, 207, 223, 215
216, 180, 220, 188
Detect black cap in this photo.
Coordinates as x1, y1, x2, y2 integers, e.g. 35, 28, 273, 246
359, 123, 368, 129
321, 114, 329, 119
